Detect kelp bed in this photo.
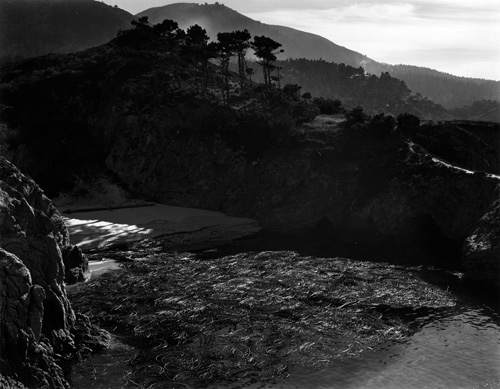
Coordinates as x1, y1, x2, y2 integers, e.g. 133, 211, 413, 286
68, 249, 455, 388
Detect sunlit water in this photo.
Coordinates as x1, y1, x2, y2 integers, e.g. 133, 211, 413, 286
232, 304, 500, 389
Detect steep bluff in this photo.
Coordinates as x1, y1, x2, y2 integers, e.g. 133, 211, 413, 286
0, 157, 106, 388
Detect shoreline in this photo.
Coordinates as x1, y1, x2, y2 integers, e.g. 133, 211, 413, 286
62, 202, 261, 251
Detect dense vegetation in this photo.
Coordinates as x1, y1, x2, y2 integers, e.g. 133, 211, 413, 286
0, 19, 330, 194
369, 64, 500, 109
273, 59, 451, 119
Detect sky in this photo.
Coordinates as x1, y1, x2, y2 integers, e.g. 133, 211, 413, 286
103, 0, 500, 80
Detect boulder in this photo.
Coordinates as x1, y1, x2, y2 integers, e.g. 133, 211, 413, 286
0, 157, 102, 388
463, 198, 500, 289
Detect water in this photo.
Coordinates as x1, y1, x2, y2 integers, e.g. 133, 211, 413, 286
68, 335, 134, 389
238, 304, 500, 389
68, 264, 500, 389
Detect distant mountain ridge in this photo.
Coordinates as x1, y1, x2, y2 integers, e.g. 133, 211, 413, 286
136, 2, 374, 69
1, 1, 497, 110
0, 0, 133, 59
137, 3, 498, 109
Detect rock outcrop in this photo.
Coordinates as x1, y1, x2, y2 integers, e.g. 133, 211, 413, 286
107, 124, 500, 267
463, 199, 500, 289
0, 157, 90, 284
0, 157, 102, 388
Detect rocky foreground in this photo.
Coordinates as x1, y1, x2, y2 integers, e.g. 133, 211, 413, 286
0, 158, 109, 388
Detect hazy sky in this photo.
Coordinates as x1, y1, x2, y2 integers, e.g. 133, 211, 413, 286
104, 0, 500, 80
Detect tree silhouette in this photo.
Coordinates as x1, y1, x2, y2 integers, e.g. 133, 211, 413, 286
153, 19, 185, 47
231, 29, 252, 90
245, 67, 255, 86
131, 16, 150, 30
184, 25, 212, 92
251, 36, 283, 88
214, 32, 238, 103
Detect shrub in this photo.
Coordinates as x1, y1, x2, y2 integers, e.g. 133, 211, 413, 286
397, 113, 421, 135
313, 97, 344, 115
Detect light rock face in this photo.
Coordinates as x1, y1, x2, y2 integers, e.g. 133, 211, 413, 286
0, 157, 91, 388
463, 199, 500, 289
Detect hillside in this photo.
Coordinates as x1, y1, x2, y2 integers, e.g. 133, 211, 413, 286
138, 3, 498, 109
1, 1, 497, 110
136, 2, 373, 68
0, 0, 133, 60
365, 63, 500, 109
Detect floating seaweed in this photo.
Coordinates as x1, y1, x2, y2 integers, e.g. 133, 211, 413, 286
68, 249, 455, 388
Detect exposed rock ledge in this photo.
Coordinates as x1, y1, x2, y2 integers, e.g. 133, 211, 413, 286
463, 199, 500, 290
0, 157, 108, 388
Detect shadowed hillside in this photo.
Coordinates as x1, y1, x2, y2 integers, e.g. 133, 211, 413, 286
0, 0, 133, 60
365, 63, 500, 109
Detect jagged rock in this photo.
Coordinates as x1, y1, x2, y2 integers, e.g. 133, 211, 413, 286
463, 199, 500, 289
0, 157, 105, 388
61, 245, 89, 284
0, 248, 69, 388
0, 157, 90, 284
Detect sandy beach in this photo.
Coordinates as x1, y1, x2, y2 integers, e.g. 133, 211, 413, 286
62, 202, 261, 251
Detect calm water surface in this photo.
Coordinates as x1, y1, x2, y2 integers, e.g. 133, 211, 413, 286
230, 304, 500, 389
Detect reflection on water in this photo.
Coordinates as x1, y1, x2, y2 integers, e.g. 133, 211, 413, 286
233, 304, 500, 389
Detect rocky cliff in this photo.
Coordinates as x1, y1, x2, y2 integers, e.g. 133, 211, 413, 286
463, 199, 500, 289
0, 157, 106, 388
107, 117, 499, 267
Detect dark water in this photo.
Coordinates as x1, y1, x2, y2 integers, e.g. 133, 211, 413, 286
68, 335, 134, 388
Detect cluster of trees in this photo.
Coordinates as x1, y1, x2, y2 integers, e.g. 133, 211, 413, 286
250, 58, 451, 120
117, 17, 284, 102
449, 100, 500, 122
341, 105, 422, 137
274, 59, 413, 109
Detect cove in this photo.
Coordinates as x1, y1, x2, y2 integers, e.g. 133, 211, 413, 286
67, 255, 500, 389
